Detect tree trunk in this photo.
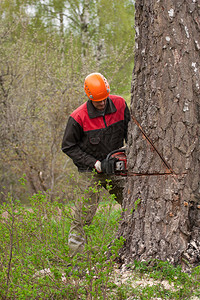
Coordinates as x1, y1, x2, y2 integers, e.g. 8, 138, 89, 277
80, 0, 90, 58
118, 0, 200, 266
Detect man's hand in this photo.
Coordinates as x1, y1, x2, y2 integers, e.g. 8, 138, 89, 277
94, 160, 102, 173
101, 158, 116, 174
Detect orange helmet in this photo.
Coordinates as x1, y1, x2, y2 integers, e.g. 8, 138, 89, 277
84, 73, 110, 101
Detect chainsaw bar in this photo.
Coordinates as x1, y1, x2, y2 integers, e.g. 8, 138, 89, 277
128, 173, 186, 177
127, 172, 172, 177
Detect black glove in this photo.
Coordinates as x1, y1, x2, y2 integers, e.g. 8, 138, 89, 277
101, 158, 116, 174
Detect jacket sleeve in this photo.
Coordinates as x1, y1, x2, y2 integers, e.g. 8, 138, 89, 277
124, 103, 130, 143
61, 116, 97, 169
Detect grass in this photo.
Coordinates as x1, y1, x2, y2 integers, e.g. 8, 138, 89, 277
0, 189, 199, 299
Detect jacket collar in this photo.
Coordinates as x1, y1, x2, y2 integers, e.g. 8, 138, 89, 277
87, 97, 117, 119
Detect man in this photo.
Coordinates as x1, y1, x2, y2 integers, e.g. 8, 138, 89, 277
62, 72, 130, 256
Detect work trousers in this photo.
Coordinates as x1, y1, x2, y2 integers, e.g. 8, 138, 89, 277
68, 172, 125, 257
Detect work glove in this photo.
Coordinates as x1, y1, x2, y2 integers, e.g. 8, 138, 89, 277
94, 160, 102, 173
101, 158, 116, 174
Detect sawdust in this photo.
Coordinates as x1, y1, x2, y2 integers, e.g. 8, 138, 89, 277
112, 264, 199, 300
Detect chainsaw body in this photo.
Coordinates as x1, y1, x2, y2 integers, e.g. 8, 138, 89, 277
106, 149, 127, 176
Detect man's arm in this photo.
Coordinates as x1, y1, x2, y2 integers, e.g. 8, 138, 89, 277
62, 116, 97, 169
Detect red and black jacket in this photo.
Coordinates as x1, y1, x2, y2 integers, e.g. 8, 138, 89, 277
62, 95, 130, 172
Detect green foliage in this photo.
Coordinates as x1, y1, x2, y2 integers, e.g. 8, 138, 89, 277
134, 198, 141, 210
0, 186, 199, 299
0, 188, 122, 299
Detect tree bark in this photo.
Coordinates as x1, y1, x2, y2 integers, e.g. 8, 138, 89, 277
118, 0, 200, 266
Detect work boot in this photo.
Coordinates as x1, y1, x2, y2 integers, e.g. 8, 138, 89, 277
68, 232, 85, 257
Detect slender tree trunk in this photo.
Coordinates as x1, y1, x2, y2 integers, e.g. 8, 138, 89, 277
59, 12, 65, 62
118, 0, 200, 266
80, 0, 90, 58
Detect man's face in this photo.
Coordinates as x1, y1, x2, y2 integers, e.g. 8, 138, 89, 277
92, 99, 107, 111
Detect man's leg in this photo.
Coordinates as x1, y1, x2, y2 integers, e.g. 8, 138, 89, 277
68, 172, 126, 256
68, 172, 101, 257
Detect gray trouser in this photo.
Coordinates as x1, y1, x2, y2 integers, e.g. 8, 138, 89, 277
68, 172, 125, 257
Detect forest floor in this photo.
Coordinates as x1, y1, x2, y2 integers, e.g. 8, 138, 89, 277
112, 264, 200, 300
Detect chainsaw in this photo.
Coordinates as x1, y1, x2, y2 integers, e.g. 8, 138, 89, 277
106, 147, 178, 177
105, 116, 186, 177
106, 149, 172, 177
106, 149, 128, 176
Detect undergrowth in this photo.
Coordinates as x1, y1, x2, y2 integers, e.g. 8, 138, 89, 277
0, 186, 199, 299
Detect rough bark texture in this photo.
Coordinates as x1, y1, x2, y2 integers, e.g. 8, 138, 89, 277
118, 0, 200, 266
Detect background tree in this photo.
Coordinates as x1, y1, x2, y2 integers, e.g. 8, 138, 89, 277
0, 15, 79, 201
118, 0, 200, 266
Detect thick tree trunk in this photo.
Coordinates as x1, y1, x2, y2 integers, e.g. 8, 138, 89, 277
118, 0, 200, 266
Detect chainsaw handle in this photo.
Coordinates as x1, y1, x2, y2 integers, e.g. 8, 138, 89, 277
106, 148, 125, 160
101, 158, 116, 174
